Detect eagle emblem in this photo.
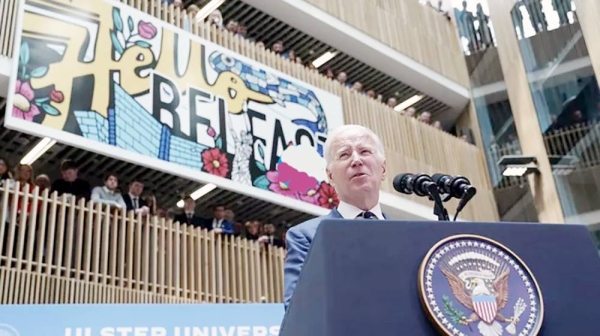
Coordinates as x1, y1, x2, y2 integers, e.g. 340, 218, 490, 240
418, 235, 544, 336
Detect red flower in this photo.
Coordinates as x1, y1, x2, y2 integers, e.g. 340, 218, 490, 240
317, 182, 339, 209
50, 89, 64, 103
201, 148, 229, 177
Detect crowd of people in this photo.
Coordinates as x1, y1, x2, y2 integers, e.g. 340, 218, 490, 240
0, 157, 287, 250
160, 0, 469, 140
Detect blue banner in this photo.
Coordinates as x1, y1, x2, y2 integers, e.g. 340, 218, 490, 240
0, 304, 285, 336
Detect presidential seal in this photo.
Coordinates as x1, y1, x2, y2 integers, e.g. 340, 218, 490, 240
418, 235, 543, 336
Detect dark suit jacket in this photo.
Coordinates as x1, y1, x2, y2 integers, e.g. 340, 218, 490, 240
122, 194, 147, 212
283, 209, 387, 310
174, 213, 206, 230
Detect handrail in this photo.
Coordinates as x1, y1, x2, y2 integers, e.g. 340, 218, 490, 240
0, 182, 284, 304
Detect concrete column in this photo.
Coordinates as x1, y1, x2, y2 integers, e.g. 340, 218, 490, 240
486, 0, 565, 223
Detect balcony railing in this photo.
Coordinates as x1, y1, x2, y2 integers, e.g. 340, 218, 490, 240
303, 0, 470, 87
0, 0, 498, 222
490, 121, 600, 189
0, 182, 284, 304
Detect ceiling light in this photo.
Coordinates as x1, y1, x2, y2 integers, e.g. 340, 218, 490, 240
497, 155, 539, 177
176, 183, 217, 208
20, 137, 56, 165
195, 0, 225, 22
312, 51, 337, 68
394, 94, 424, 112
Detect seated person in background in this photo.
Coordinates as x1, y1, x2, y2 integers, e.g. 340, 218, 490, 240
122, 179, 149, 215
245, 220, 261, 241
35, 174, 51, 192
91, 174, 126, 209
258, 223, 284, 248
174, 196, 205, 229
205, 204, 233, 234
51, 160, 91, 201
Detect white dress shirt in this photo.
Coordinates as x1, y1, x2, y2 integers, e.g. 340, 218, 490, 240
336, 201, 384, 220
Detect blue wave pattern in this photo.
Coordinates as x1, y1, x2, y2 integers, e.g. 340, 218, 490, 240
209, 52, 328, 134
74, 83, 206, 170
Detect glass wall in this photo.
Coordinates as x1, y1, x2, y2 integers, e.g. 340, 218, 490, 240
454, 0, 539, 222
511, 0, 600, 225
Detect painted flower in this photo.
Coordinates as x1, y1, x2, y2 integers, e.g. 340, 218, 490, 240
297, 188, 320, 205
12, 80, 40, 121
138, 21, 157, 39
50, 89, 64, 103
277, 162, 319, 195
266, 170, 296, 198
207, 126, 216, 138
201, 148, 229, 177
317, 182, 339, 209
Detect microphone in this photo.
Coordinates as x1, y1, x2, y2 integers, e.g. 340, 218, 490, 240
431, 174, 476, 199
431, 174, 477, 220
393, 173, 438, 197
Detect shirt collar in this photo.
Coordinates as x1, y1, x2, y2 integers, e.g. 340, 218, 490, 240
336, 201, 383, 220
103, 186, 114, 194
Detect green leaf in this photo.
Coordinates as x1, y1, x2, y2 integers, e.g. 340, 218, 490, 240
253, 175, 270, 190
113, 7, 123, 32
135, 40, 152, 48
256, 161, 266, 172
29, 66, 48, 78
20, 41, 29, 65
41, 103, 61, 116
110, 30, 124, 55
35, 97, 50, 104
215, 136, 223, 149
128, 16, 134, 32
258, 144, 265, 159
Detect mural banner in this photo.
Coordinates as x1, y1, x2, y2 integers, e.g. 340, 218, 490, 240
5, 0, 344, 211
0, 303, 284, 336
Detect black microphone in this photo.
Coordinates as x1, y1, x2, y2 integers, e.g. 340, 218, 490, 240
393, 173, 438, 197
431, 174, 476, 199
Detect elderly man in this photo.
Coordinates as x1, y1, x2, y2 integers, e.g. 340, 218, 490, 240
283, 124, 387, 310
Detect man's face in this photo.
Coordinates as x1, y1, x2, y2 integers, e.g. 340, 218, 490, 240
129, 181, 144, 196
214, 206, 225, 220
105, 175, 118, 190
264, 224, 275, 235
62, 168, 77, 182
327, 131, 386, 202
184, 199, 195, 212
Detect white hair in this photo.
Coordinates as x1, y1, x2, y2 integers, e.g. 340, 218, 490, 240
323, 124, 385, 169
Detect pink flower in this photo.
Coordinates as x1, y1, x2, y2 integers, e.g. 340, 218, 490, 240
207, 126, 216, 138
138, 21, 157, 39
12, 80, 40, 122
266, 170, 295, 198
277, 162, 319, 195
297, 188, 320, 205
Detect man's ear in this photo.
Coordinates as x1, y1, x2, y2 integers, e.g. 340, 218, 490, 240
326, 168, 334, 185
381, 159, 387, 181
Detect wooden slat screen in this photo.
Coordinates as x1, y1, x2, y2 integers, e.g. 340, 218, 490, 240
0, 183, 285, 304
0, 0, 498, 222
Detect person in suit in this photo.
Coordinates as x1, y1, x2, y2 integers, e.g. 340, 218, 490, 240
174, 196, 205, 229
122, 179, 149, 215
283, 124, 387, 310
204, 205, 234, 234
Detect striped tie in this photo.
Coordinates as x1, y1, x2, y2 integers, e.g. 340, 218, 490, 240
358, 211, 377, 220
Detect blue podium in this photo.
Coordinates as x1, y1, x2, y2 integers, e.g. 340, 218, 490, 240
279, 220, 600, 336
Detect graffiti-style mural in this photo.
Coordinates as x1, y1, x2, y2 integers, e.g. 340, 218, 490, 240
7, 0, 345, 209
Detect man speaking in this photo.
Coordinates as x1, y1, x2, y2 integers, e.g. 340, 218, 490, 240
283, 124, 387, 310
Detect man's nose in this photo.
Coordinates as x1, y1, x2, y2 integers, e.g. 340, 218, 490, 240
350, 152, 363, 166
